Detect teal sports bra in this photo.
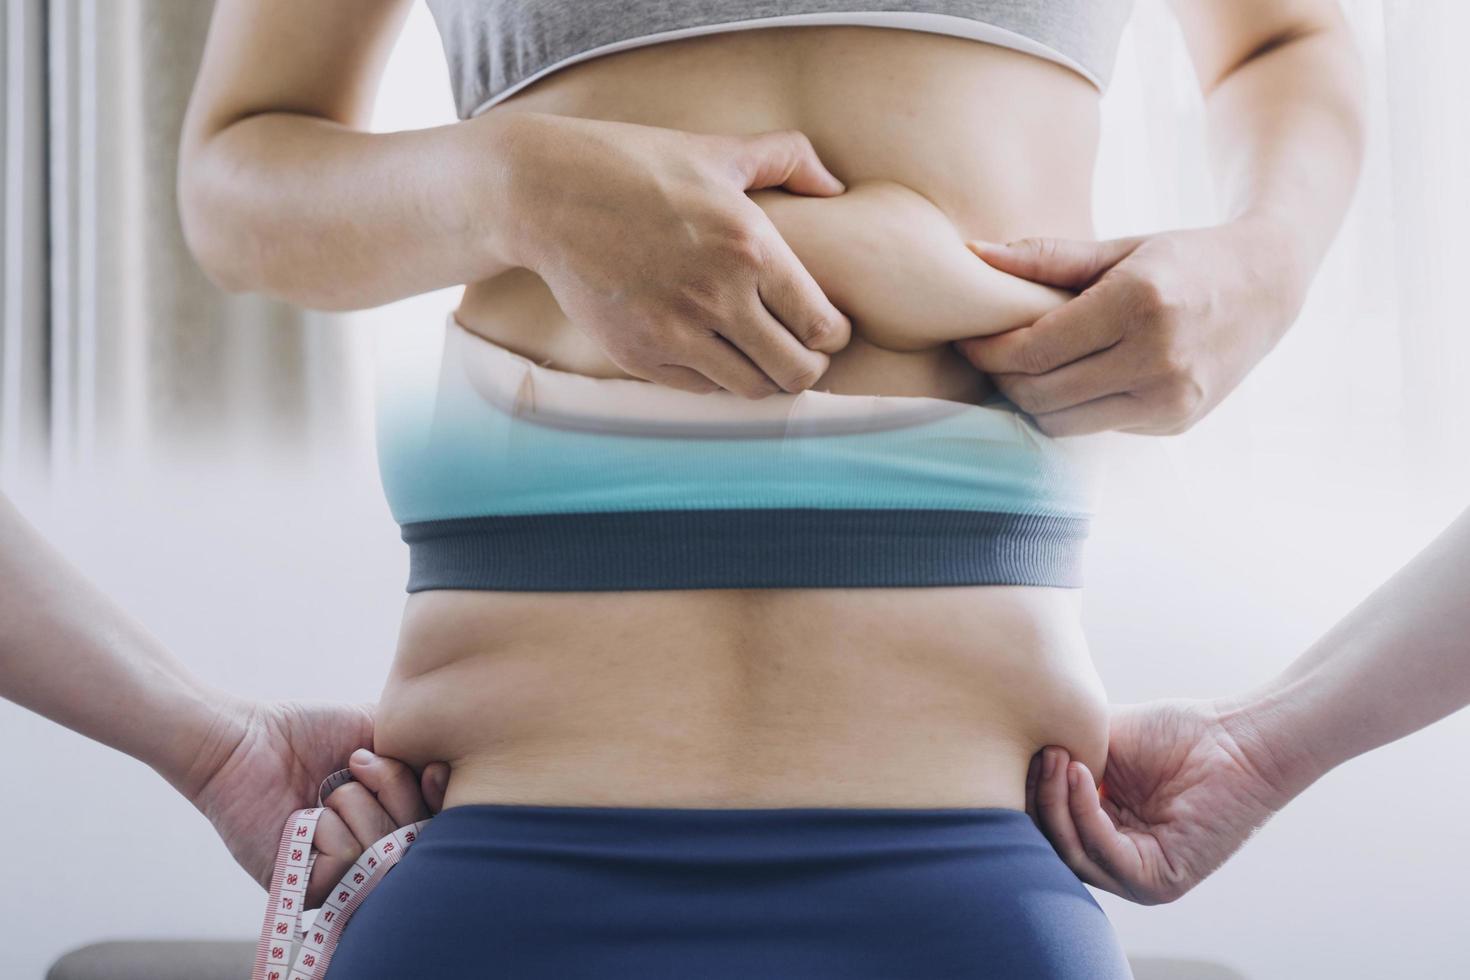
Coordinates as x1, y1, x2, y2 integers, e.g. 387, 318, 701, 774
375, 314, 1100, 593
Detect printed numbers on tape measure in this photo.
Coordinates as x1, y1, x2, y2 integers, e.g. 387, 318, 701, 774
250, 768, 430, 980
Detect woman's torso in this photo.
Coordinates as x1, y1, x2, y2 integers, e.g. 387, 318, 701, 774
375, 26, 1111, 811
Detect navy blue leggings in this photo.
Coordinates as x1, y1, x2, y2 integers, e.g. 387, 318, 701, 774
322, 803, 1133, 979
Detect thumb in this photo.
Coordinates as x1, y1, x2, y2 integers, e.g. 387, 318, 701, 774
967, 234, 1145, 290
421, 762, 451, 814
735, 128, 846, 197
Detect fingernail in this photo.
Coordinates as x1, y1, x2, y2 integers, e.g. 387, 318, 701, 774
968, 239, 1004, 251
1068, 764, 1081, 788
351, 748, 375, 766
1042, 748, 1056, 779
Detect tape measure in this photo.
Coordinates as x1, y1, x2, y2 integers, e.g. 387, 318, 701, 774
250, 768, 431, 980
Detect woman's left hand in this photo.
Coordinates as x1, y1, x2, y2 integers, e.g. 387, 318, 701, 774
183, 697, 451, 907
1026, 697, 1304, 905
952, 216, 1308, 437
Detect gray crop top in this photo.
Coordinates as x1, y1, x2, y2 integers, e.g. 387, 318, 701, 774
424, 1, 1135, 119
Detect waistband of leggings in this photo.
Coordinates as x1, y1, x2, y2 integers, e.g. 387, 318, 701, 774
411, 802, 1042, 854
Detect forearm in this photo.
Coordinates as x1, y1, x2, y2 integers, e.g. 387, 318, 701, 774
1202, 18, 1367, 294
0, 493, 245, 796
178, 109, 531, 311
1223, 506, 1470, 797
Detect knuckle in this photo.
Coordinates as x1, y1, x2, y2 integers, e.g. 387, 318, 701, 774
327, 782, 366, 808
651, 363, 717, 393
1142, 277, 1187, 323
1126, 270, 1171, 314
778, 127, 815, 155
676, 273, 726, 310
1151, 380, 1202, 431
677, 374, 720, 394
800, 310, 846, 349
719, 221, 766, 266
1168, 375, 1205, 416
1014, 341, 1054, 376
1009, 236, 1047, 260
1152, 343, 1192, 383
778, 358, 825, 393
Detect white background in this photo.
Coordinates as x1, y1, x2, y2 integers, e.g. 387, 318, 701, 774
4, 2, 1469, 977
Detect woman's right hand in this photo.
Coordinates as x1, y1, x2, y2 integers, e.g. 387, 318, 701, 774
497, 112, 853, 398
185, 696, 450, 908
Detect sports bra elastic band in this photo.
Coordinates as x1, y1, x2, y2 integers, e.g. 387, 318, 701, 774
373, 313, 1100, 593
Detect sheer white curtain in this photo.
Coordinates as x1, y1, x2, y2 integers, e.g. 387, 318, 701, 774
0, 0, 374, 499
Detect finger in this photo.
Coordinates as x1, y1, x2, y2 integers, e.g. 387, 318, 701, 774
1034, 748, 1123, 892
1066, 761, 1143, 887
953, 294, 1123, 376
736, 129, 846, 197
323, 780, 398, 852
992, 346, 1137, 417
1029, 392, 1154, 438
421, 762, 451, 814
683, 333, 784, 399
348, 748, 432, 827
1025, 749, 1044, 826
304, 808, 363, 907
637, 361, 721, 394
966, 235, 1144, 290
755, 231, 852, 356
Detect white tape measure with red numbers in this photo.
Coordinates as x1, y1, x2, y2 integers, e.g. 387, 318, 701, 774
250, 768, 431, 980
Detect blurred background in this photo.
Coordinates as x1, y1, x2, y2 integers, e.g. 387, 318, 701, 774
1, 1, 1467, 977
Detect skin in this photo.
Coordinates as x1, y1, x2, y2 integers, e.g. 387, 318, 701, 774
955, 0, 1367, 435
0, 491, 449, 906
1031, 504, 1470, 904
172, 0, 1365, 836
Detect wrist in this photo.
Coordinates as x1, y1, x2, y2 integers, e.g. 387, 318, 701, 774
1212, 679, 1336, 812
151, 681, 252, 805
458, 109, 556, 274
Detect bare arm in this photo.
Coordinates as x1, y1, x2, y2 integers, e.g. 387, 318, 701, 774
1170, 0, 1368, 292
0, 492, 238, 796
956, 0, 1367, 436
0, 490, 455, 900
176, 0, 522, 310
177, 0, 853, 398
1024, 504, 1470, 904
1228, 505, 1470, 794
